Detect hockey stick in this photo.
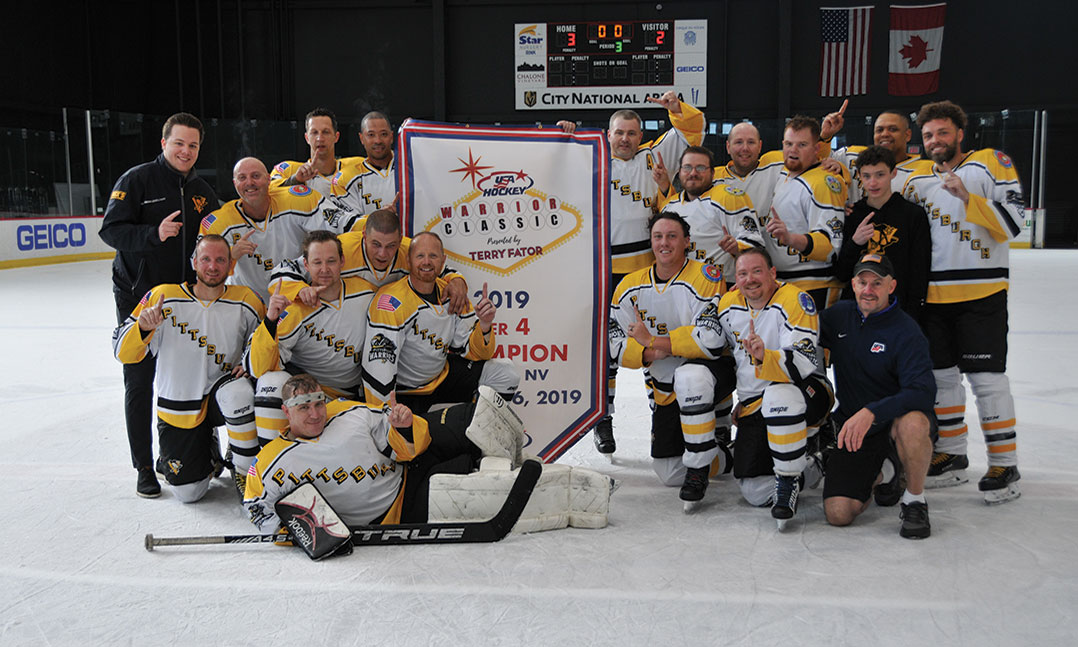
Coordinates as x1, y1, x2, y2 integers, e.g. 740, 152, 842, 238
145, 458, 541, 551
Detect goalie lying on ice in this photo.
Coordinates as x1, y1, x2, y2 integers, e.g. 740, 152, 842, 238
244, 375, 599, 533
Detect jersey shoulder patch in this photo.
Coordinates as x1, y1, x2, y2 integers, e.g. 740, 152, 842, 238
702, 263, 722, 283
798, 291, 817, 316
825, 174, 844, 194
288, 184, 313, 197
724, 185, 745, 196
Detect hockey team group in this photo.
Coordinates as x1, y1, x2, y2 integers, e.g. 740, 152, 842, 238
99, 90, 1025, 547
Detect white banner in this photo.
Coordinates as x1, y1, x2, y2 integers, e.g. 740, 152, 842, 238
397, 120, 610, 461
0, 216, 113, 268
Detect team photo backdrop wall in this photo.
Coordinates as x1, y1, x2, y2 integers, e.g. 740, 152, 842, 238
397, 120, 610, 461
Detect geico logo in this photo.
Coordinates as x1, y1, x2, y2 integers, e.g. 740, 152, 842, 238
676, 66, 705, 72
16, 223, 87, 251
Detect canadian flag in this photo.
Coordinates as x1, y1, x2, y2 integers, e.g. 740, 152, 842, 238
888, 3, 947, 96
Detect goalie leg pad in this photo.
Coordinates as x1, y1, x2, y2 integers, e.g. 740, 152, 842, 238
478, 358, 522, 397
254, 371, 290, 446
466, 386, 525, 465
428, 462, 611, 532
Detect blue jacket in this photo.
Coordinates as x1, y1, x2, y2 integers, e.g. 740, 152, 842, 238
820, 299, 935, 433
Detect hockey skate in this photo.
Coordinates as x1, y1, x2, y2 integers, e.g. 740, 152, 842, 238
771, 474, 801, 530
979, 465, 1021, 505
592, 416, 616, 459
466, 386, 525, 466
680, 466, 709, 513
924, 452, 968, 489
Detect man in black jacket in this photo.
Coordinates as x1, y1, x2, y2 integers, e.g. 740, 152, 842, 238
820, 254, 936, 539
99, 112, 219, 498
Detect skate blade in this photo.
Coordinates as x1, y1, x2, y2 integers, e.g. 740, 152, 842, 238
776, 518, 788, 531
984, 483, 1021, 505
924, 471, 968, 489
683, 500, 701, 514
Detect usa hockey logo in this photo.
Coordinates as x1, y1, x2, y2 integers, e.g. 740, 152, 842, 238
477, 170, 534, 197
871, 342, 886, 353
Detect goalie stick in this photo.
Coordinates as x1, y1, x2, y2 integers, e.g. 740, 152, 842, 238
145, 458, 542, 552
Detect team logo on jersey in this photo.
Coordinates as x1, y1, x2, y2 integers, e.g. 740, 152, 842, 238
793, 338, 817, 364
164, 459, 182, 475
368, 333, 397, 364
827, 216, 843, 236
741, 215, 759, 233
377, 294, 402, 312
703, 264, 722, 282
110, 190, 126, 201
609, 316, 626, 341
322, 208, 342, 229
995, 151, 1013, 168
825, 175, 843, 194
201, 214, 216, 230
798, 292, 817, 315
192, 195, 208, 214
871, 342, 886, 353
724, 185, 745, 197
289, 185, 313, 197
695, 302, 721, 333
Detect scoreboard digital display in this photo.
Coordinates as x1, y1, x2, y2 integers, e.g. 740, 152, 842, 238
515, 20, 707, 111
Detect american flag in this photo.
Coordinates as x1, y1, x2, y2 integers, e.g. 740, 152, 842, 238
819, 6, 873, 97
377, 294, 402, 312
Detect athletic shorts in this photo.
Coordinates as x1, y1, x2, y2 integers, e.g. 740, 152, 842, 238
822, 429, 891, 502
922, 290, 1008, 373
157, 415, 218, 486
156, 378, 229, 485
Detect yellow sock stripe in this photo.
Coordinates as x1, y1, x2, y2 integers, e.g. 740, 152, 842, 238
767, 428, 808, 445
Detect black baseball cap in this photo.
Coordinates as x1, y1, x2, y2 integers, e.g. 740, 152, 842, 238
853, 253, 895, 278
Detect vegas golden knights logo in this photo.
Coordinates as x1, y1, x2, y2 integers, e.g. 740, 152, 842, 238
524, 91, 537, 107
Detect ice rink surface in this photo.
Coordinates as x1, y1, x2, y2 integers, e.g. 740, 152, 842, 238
1, 250, 1076, 646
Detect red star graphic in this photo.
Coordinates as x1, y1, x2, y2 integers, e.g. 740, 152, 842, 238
513, 169, 528, 181
449, 148, 494, 190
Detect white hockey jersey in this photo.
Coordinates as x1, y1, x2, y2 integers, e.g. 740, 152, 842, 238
332, 156, 397, 215
243, 398, 433, 530
902, 149, 1024, 304
684, 283, 822, 414
713, 150, 787, 220
610, 259, 725, 406
611, 102, 705, 275
766, 164, 848, 290
113, 283, 264, 428
659, 184, 763, 283
199, 185, 359, 304
362, 276, 496, 406
246, 277, 377, 395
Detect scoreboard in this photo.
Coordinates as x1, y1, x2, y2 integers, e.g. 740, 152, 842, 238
515, 20, 707, 111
